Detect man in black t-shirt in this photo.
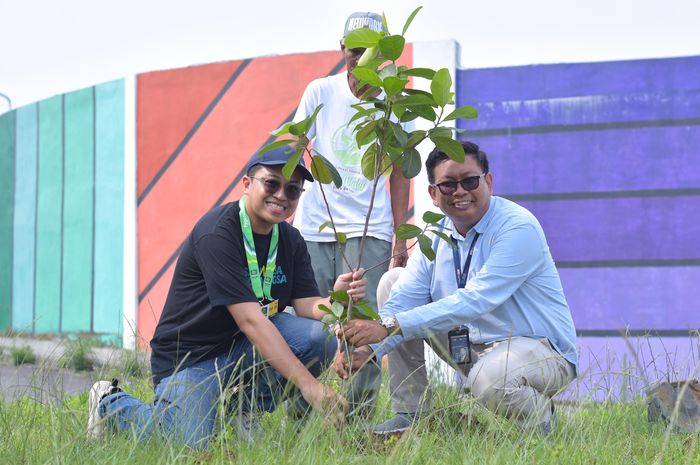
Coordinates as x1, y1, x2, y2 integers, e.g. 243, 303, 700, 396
87, 147, 365, 449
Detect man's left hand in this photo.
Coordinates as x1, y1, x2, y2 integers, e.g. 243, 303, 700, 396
342, 319, 388, 346
391, 239, 408, 268
333, 268, 367, 301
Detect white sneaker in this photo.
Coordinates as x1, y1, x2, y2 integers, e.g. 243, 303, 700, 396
87, 378, 122, 439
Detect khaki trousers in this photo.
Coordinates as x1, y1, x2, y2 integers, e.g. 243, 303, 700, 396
377, 268, 576, 426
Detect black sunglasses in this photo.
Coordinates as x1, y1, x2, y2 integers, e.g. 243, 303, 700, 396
249, 176, 305, 200
433, 174, 486, 195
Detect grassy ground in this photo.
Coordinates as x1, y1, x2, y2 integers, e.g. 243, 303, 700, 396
0, 366, 698, 465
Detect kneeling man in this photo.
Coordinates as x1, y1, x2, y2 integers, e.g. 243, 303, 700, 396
89, 147, 364, 449
338, 141, 577, 435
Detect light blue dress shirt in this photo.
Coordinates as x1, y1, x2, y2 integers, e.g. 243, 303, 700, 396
372, 196, 578, 369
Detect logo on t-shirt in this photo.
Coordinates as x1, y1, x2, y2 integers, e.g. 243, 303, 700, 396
259, 265, 288, 285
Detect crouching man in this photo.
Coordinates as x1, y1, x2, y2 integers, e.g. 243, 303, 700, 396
337, 142, 578, 435
88, 147, 365, 449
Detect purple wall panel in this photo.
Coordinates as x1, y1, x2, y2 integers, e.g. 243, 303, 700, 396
460, 91, 700, 130
520, 196, 699, 262
457, 56, 700, 104
487, 126, 700, 195
560, 267, 700, 330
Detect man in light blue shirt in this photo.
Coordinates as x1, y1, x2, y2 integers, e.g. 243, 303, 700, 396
336, 141, 578, 435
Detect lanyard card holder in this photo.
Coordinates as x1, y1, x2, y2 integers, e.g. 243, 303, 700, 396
448, 326, 471, 366
260, 299, 279, 318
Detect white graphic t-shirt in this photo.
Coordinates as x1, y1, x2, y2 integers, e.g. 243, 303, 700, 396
293, 73, 396, 242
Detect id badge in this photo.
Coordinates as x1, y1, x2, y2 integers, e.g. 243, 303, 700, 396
448, 326, 471, 366
260, 299, 279, 318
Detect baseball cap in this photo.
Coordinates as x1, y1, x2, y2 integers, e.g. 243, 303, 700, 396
246, 146, 314, 182
341, 12, 386, 45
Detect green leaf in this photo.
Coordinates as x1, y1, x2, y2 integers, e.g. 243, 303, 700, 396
321, 314, 337, 326
389, 121, 408, 147
404, 88, 435, 98
406, 130, 426, 148
351, 67, 382, 87
347, 106, 382, 128
357, 46, 379, 67
310, 155, 333, 184
271, 121, 293, 136
256, 139, 294, 157
318, 304, 333, 315
362, 57, 389, 70
400, 147, 421, 178
417, 233, 436, 261
411, 104, 437, 121
444, 105, 479, 121
431, 68, 452, 107
382, 76, 408, 97
318, 221, 332, 233
399, 111, 419, 123
378, 64, 398, 80
429, 230, 456, 248
335, 231, 347, 245
344, 28, 382, 48
422, 211, 445, 224
355, 120, 378, 147
393, 93, 435, 107
312, 152, 342, 188
331, 301, 345, 318
393, 104, 406, 119
396, 223, 423, 240
353, 299, 380, 320
431, 136, 465, 163
329, 289, 349, 303
301, 103, 324, 134
402, 6, 423, 35
378, 35, 405, 61
282, 148, 303, 180
428, 126, 454, 139
400, 67, 436, 79
361, 144, 378, 180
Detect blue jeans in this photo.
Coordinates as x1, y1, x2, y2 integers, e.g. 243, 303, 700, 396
99, 313, 336, 449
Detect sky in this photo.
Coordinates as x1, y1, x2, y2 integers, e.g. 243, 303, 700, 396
1, 0, 699, 111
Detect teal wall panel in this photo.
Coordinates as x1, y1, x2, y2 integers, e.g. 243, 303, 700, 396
61, 89, 94, 333
34, 96, 63, 333
12, 104, 39, 333
93, 80, 124, 338
0, 111, 16, 331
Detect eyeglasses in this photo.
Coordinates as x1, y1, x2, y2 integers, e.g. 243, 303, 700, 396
249, 176, 305, 200
433, 174, 486, 195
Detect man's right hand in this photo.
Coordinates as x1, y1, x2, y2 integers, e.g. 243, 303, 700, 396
300, 380, 348, 427
334, 346, 374, 380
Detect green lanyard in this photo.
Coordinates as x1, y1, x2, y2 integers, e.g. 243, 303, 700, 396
239, 196, 279, 303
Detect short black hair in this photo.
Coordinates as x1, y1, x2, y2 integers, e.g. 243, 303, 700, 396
425, 141, 489, 184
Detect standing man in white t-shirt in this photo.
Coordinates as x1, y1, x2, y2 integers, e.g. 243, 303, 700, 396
293, 12, 410, 316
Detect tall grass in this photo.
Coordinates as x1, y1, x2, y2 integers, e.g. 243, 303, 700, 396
0, 361, 699, 465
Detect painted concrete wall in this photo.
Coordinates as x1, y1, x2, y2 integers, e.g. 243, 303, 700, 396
456, 56, 700, 398
1, 47, 697, 398
0, 81, 125, 342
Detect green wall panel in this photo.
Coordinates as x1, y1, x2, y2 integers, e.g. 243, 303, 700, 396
61, 89, 94, 333
34, 96, 63, 333
12, 104, 38, 333
0, 111, 15, 331
93, 80, 124, 338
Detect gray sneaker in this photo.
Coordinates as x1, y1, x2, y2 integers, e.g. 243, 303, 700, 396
86, 378, 122, 438
231, 411, 264, 444
372, 412, 418, 436
541, 404, 557, 436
